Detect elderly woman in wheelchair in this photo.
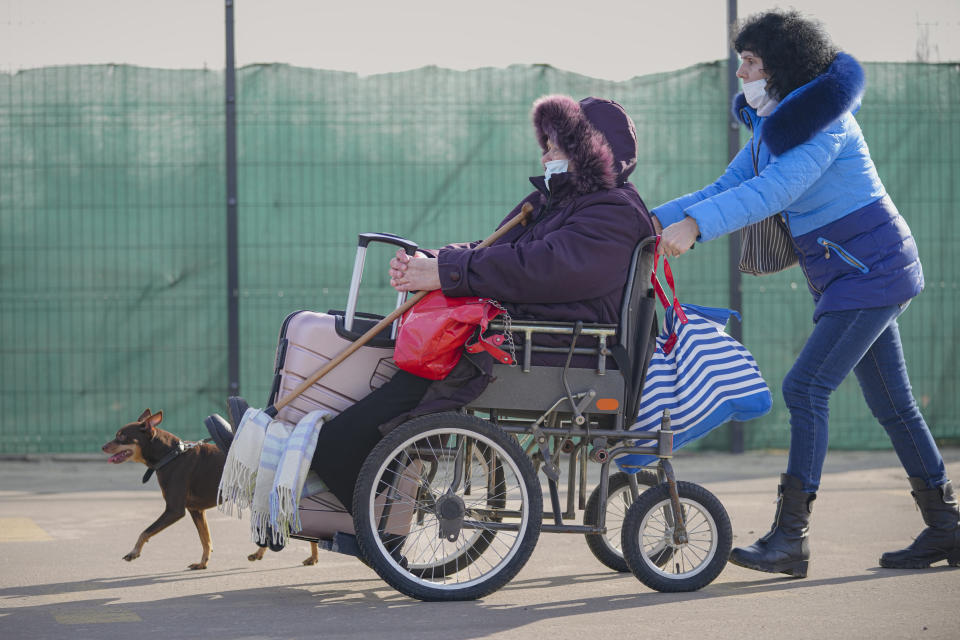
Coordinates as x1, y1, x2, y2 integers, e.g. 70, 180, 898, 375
210, 95, 732, 601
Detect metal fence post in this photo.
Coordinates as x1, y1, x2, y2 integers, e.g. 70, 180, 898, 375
727, 0, 744, 454
225, 0, 240, 398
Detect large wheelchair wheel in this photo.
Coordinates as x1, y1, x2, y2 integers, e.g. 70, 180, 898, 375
353, 412, 542, 601
621, 481, 731, 592
583, 470, 660, 572
404, 439, 506, 579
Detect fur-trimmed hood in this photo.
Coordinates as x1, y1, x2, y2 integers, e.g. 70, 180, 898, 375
733, 52, 865, 156
532, 95, 638, 195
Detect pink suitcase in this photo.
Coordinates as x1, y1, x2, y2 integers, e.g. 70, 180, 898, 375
268, 310, 398, 426
266, 233, 421, 543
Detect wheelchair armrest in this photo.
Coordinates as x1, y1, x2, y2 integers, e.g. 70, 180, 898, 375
487, 320, 618, 373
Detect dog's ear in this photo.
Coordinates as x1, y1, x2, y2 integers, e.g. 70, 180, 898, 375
138, 408, 152, 421
141, 411, 163, 438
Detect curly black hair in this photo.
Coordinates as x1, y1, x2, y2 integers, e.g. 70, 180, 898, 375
733, 9, 838, 100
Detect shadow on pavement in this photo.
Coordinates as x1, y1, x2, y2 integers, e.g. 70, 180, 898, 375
2, 565, 951, 640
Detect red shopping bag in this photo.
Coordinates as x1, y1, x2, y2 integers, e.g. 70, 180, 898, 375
394, 290, 513, 380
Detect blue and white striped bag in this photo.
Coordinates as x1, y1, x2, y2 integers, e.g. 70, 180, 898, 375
616, 253, 772, 471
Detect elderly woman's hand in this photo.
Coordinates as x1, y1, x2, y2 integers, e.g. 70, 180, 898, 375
658, 217, 700, 257
389, 249, 441, 292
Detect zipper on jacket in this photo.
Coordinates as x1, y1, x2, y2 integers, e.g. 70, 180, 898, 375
817, 237, 870, 273
795, 244, 822, 294
785, 216, 822, 295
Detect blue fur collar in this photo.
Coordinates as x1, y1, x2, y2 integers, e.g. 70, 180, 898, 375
732, 52, 865, 156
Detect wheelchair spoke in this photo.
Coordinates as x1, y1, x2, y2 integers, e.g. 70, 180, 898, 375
356, 415, 541, 598
629, 492, 722, 581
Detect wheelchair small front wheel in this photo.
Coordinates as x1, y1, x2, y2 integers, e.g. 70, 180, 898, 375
583, 470, 660, 573
621, 481, 731, 592
353, 412, 542, 601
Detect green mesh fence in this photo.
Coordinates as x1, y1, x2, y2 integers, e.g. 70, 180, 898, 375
1, 66, 225, 454
1, 62, 957, 454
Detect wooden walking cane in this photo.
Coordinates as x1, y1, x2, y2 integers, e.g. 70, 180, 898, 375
266, 202, 534, 417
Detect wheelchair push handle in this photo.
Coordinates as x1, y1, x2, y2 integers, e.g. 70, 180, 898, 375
269, 202, 533, 416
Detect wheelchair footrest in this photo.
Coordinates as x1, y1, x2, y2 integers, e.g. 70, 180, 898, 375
322, 532, 362, 558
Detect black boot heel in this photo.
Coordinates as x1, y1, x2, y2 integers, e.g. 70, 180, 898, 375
948, 548, 960, 567
781, 559, 809, 578
879, 479, 960, 569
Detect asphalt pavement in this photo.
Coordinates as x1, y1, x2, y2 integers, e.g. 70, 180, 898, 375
1, 447, 958, 640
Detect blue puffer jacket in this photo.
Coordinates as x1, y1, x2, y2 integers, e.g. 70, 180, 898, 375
653, 53, 923, 320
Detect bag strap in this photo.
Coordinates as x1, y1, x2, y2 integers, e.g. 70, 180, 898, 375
750, 133, 791, 231
464, 300, 515, 365
651, 237, 688, 325
464, 330, 513, 364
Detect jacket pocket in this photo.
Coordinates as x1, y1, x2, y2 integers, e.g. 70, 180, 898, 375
816, 237, 870, 274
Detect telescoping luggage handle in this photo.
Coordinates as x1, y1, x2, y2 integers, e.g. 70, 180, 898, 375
266, 202, 534, 417
344, 232, 420, 335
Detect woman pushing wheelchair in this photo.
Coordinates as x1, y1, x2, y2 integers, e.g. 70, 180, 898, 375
654, 9, 959, 576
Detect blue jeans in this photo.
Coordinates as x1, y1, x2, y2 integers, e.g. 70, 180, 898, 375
783, 303, 947, 492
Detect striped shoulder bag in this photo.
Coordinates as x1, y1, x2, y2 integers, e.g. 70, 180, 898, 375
616, 244, 772, 471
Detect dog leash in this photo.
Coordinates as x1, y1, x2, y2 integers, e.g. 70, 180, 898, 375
141, 440, 195, 484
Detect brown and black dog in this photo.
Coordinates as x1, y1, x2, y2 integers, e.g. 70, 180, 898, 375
102, 408, 318, 569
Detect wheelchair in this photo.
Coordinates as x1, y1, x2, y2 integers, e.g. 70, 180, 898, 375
226, 232, 732, 602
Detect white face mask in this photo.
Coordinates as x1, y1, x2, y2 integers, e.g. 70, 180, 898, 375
742, 78, 775, 113
544, 159, 569, 189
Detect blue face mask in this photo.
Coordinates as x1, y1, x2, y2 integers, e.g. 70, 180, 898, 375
544, 159, 569, 190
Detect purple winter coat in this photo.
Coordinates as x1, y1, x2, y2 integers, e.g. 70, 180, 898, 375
380, 96, 653, 433
438, 96, 653, 329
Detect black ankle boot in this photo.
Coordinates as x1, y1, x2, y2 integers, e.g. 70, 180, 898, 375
253, 525, 286, 552
267, 525, 286, 553
204, 413, 234, 454
226, 396, 250, 429
879, 478, 960, 569
729, 473, 815, 578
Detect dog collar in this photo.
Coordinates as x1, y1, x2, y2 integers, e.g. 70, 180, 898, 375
141, 440, 189, 484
